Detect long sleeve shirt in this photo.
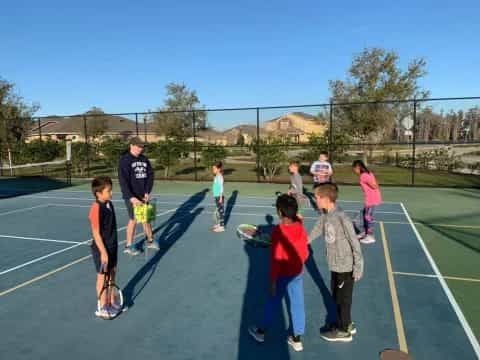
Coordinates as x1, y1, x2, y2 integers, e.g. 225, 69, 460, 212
118, 152, 154, 200
270, 221, 309, 282
308, 207, 364, 278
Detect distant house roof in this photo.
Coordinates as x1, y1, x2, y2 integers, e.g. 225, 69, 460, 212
223, 124, 267, 137
265, 112, 323, 124
28, 115, 155, 136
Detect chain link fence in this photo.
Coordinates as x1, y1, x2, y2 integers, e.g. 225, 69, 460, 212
1, 96, 480, 187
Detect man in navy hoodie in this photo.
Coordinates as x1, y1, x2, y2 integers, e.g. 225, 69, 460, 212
118, 137, 156, 254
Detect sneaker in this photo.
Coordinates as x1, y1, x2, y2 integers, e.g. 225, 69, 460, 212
357, 232, 366, 240
95, 305, 112, 320
348, 322, 357, 335
124, 245, 140, 255
146, 240, 160, 250
248, 326, 265, 343
110, 301, 123, 314
287, 336, 304, 352
320, 329, 352, 342
213, 225, 225, 233
360, 235, 376, 244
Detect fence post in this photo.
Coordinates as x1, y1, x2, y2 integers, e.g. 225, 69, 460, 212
411, 98, 417, 186
192, 110, 198, 181
143, 114, 148, 142
135, 113, 139, 137
256, 107, 260, 183
37, 117, 42, 141
83, 115, 90, 177
329, 102, 334, 164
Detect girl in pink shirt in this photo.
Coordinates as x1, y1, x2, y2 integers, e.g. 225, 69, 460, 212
352, 160, 382, 244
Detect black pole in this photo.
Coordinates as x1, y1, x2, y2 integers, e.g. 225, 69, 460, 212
329, 102, 334, 164
256, 108, 260, 183
135, 113, 139, 137
412, 99, 417, 186
83, 115, 90, 177
144, 114, 148, 142
192, 111, 198, 181
37, 117, 42, 142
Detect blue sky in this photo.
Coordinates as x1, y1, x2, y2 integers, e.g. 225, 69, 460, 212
1, 0, 479, 127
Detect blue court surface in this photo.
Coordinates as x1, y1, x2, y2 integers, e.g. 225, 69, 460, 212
0, 189, 479, 360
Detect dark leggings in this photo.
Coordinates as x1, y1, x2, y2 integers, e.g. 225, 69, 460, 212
215, 197, 225, 226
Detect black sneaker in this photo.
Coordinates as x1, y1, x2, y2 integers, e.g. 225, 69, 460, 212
320, 329, 352, 343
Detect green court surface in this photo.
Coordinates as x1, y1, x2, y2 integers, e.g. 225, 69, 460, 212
0, 179, 479, 359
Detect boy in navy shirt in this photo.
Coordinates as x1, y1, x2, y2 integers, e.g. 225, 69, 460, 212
89, 176, 119, 319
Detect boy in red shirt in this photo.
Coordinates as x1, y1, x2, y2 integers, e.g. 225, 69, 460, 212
249, 194, 309, 352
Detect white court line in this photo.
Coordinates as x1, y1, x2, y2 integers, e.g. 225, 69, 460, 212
0, 207, 178, 277
47, 203, 412, 224
48, 189, 402, 204
25, 195, 404, 215
400, 202, 480, 357
0, 204, 49, 217
0, 234, 82, 245
393, 271, 480, 283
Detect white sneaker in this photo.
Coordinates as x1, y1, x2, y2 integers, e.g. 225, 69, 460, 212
248, 326, 265, 343
95, 305, 112, 320
213, 226, 225, 233
287, 336, 304, 352
360, 235, 376, 244
357, 232, 366, 240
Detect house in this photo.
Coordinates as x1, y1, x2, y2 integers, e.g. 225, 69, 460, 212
263, 112, 327, 143
223, 125, 267, 145
28, 115, 159, 143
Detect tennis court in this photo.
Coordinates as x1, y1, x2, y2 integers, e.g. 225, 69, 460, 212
0, 182, 479, 360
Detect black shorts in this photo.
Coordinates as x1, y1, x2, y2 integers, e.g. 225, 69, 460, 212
91, 244, 118, 274
124, 198, 135, 220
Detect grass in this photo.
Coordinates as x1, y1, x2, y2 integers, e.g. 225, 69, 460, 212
60, 159, 480, 187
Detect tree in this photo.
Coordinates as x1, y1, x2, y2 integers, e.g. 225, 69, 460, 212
151, 140, 184, 178
0, 77, 39, 144
71, 142, 94, 176
330, 48, 429, 142
302, 131, 351, 163
236, 133, 245, 146
85, 107, 108, 140
201, 145, 228, 168
153, 83, 208, 140
252, 137, 288, 182
99, 137, 128, 174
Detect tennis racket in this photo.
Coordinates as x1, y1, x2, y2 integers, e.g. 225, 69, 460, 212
236, 224, 271, 248
379, 349, 412, 360
97, 264, 124, 320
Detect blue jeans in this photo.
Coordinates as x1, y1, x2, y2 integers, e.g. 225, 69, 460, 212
260, 274, 305, 336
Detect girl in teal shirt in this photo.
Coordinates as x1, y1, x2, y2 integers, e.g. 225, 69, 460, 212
212, 161, 225, 232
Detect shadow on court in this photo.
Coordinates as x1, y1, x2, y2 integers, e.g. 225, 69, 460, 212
0, 177, 72, 198
122, 189, 207, 307
237, 240, 290, 360
224, 190, 238, 226
305, 245, 337, 327
416, 212, 480, 253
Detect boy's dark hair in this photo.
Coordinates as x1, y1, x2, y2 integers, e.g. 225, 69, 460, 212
91, 176, 113, 198
352, 160, 370, 174
319, 151, 329, 157
289, 159, 300, 167
276, 194, 299, 221
314, 182, 338, 202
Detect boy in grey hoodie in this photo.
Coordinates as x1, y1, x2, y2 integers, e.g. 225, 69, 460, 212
309, 183, 364, 342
